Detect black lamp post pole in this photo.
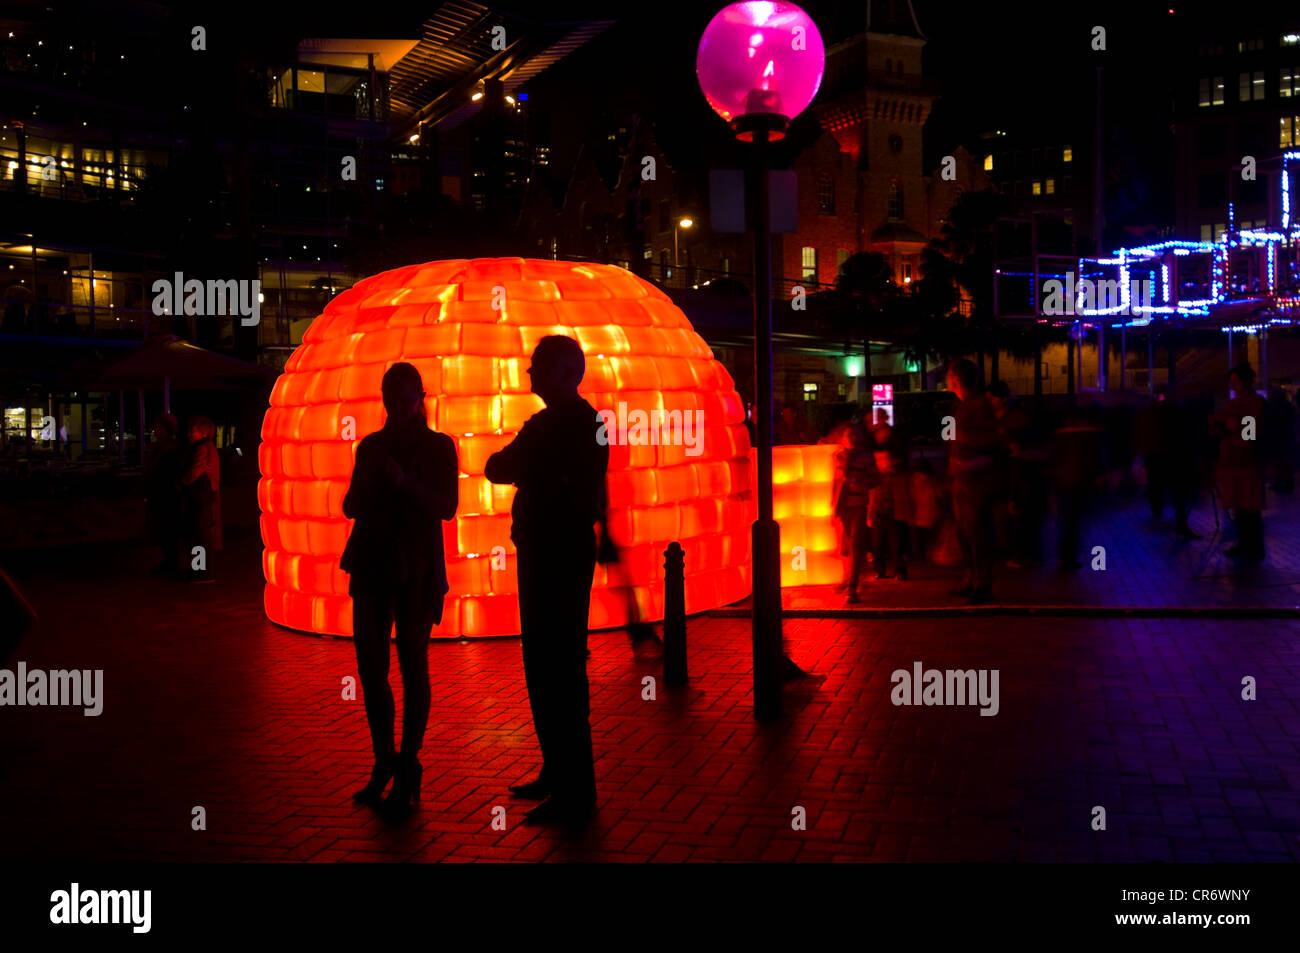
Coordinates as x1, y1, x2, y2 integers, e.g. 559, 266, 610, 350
748, 127, 784, 720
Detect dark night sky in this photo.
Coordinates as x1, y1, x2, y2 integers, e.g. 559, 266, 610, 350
245, 0, 1246, 233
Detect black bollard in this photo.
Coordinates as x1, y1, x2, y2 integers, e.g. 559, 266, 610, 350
663, 541, 687, 684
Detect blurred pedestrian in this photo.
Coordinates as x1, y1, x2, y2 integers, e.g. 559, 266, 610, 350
145, 413, 183, 576
988, 380, 1045, 567
1266, 385, 1295, 493
946, 359, 1001, 605
833, 421, 874, 603
868, 423, 910, 580
908, 458, 940, 563
1051, 405, 1105, 570
776, 404, 816, 445
1216, 363, 1267, 563
179, 416, 221, 583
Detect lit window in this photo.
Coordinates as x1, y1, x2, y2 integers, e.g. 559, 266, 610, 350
983, 154, 993, 171
1046, 178, 1055, 195
836, 249, 850, 274
1215, 223, 1227, 241
1213, 76, 1225, 105
1254, 71, 1266, 99
803, 382, 818, 402
801, 247, 817, 282
818, 174, 835, 215
1282, 115, 1296, 147
1200, 224, 1213, 241
1062, 146, 1073, 162
1282, 68, 1296, 97
887, 183, 904, 219
1032, 180, 1042, 196
1284, 34, 1300, 46
1199, 78, 1210, 107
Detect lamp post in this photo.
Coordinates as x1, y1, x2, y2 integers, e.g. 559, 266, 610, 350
674, 217, 694, 271
697, 0, 825, 719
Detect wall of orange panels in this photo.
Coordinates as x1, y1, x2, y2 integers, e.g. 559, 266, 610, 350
767, 444, 844, 587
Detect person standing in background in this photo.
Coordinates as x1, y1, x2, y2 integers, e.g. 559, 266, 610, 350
145, 413, 183, 576
180, 416, 221, 583
945, 360, 1001, 605
1216, 363, 1267, 563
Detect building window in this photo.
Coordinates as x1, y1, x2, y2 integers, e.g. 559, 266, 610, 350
1032, 180, 1042, 196
801, 247, 817, 282
1200, 224, 1212, 241
1214, 76, 1225, 105
1242, 71, 1265, 100
1199, 77, 1210, 107
1282, 68, 1297, 97
722, 257, 730, 274
818, 174, 835, 215
836, 249, 851, 275
1046, 178, 1055, 195
1285, 34, 1300, 46
983, 154, 993, 171
887, 183, 904, 220
803, 382, 818, 402
1215, 222, 1227, 241
1281, 115, 1300, 147
1062, 145, 1073, 162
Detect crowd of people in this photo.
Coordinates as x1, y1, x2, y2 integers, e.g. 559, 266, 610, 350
819, 359, 1294, 606
143, 413, 223, 583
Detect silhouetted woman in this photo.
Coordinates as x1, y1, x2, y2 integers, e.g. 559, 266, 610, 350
340, 363, 458, 820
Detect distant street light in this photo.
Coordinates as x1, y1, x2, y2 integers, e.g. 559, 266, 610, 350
697, 0, 825, 719
674, 216, 694, 270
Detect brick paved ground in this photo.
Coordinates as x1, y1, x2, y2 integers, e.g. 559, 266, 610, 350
773, 489, 1300, 612
1, 525, 1298, 862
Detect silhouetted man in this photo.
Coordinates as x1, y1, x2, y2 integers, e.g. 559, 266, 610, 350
485, 336, 608, 826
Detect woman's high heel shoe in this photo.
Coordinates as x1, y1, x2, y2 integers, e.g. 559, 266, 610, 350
353, 754, 398, 806
380, 758, 422, 821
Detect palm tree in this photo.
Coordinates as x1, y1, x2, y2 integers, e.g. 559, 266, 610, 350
826, 251, 898, 404
927, 189, 1009, 383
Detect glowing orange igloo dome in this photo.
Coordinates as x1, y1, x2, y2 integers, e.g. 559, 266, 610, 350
259, 258, 753, 637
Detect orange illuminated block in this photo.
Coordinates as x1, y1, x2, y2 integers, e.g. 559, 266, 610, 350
441, 354, 499, 394
260, 258, 758, 638
456, 433, 514, 475
439, 395, 501, 434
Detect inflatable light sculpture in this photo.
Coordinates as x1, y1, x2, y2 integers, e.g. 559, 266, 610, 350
259, 258, 754, 638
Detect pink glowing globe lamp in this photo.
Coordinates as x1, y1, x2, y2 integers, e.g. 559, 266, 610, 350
695, 1, 825, 141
